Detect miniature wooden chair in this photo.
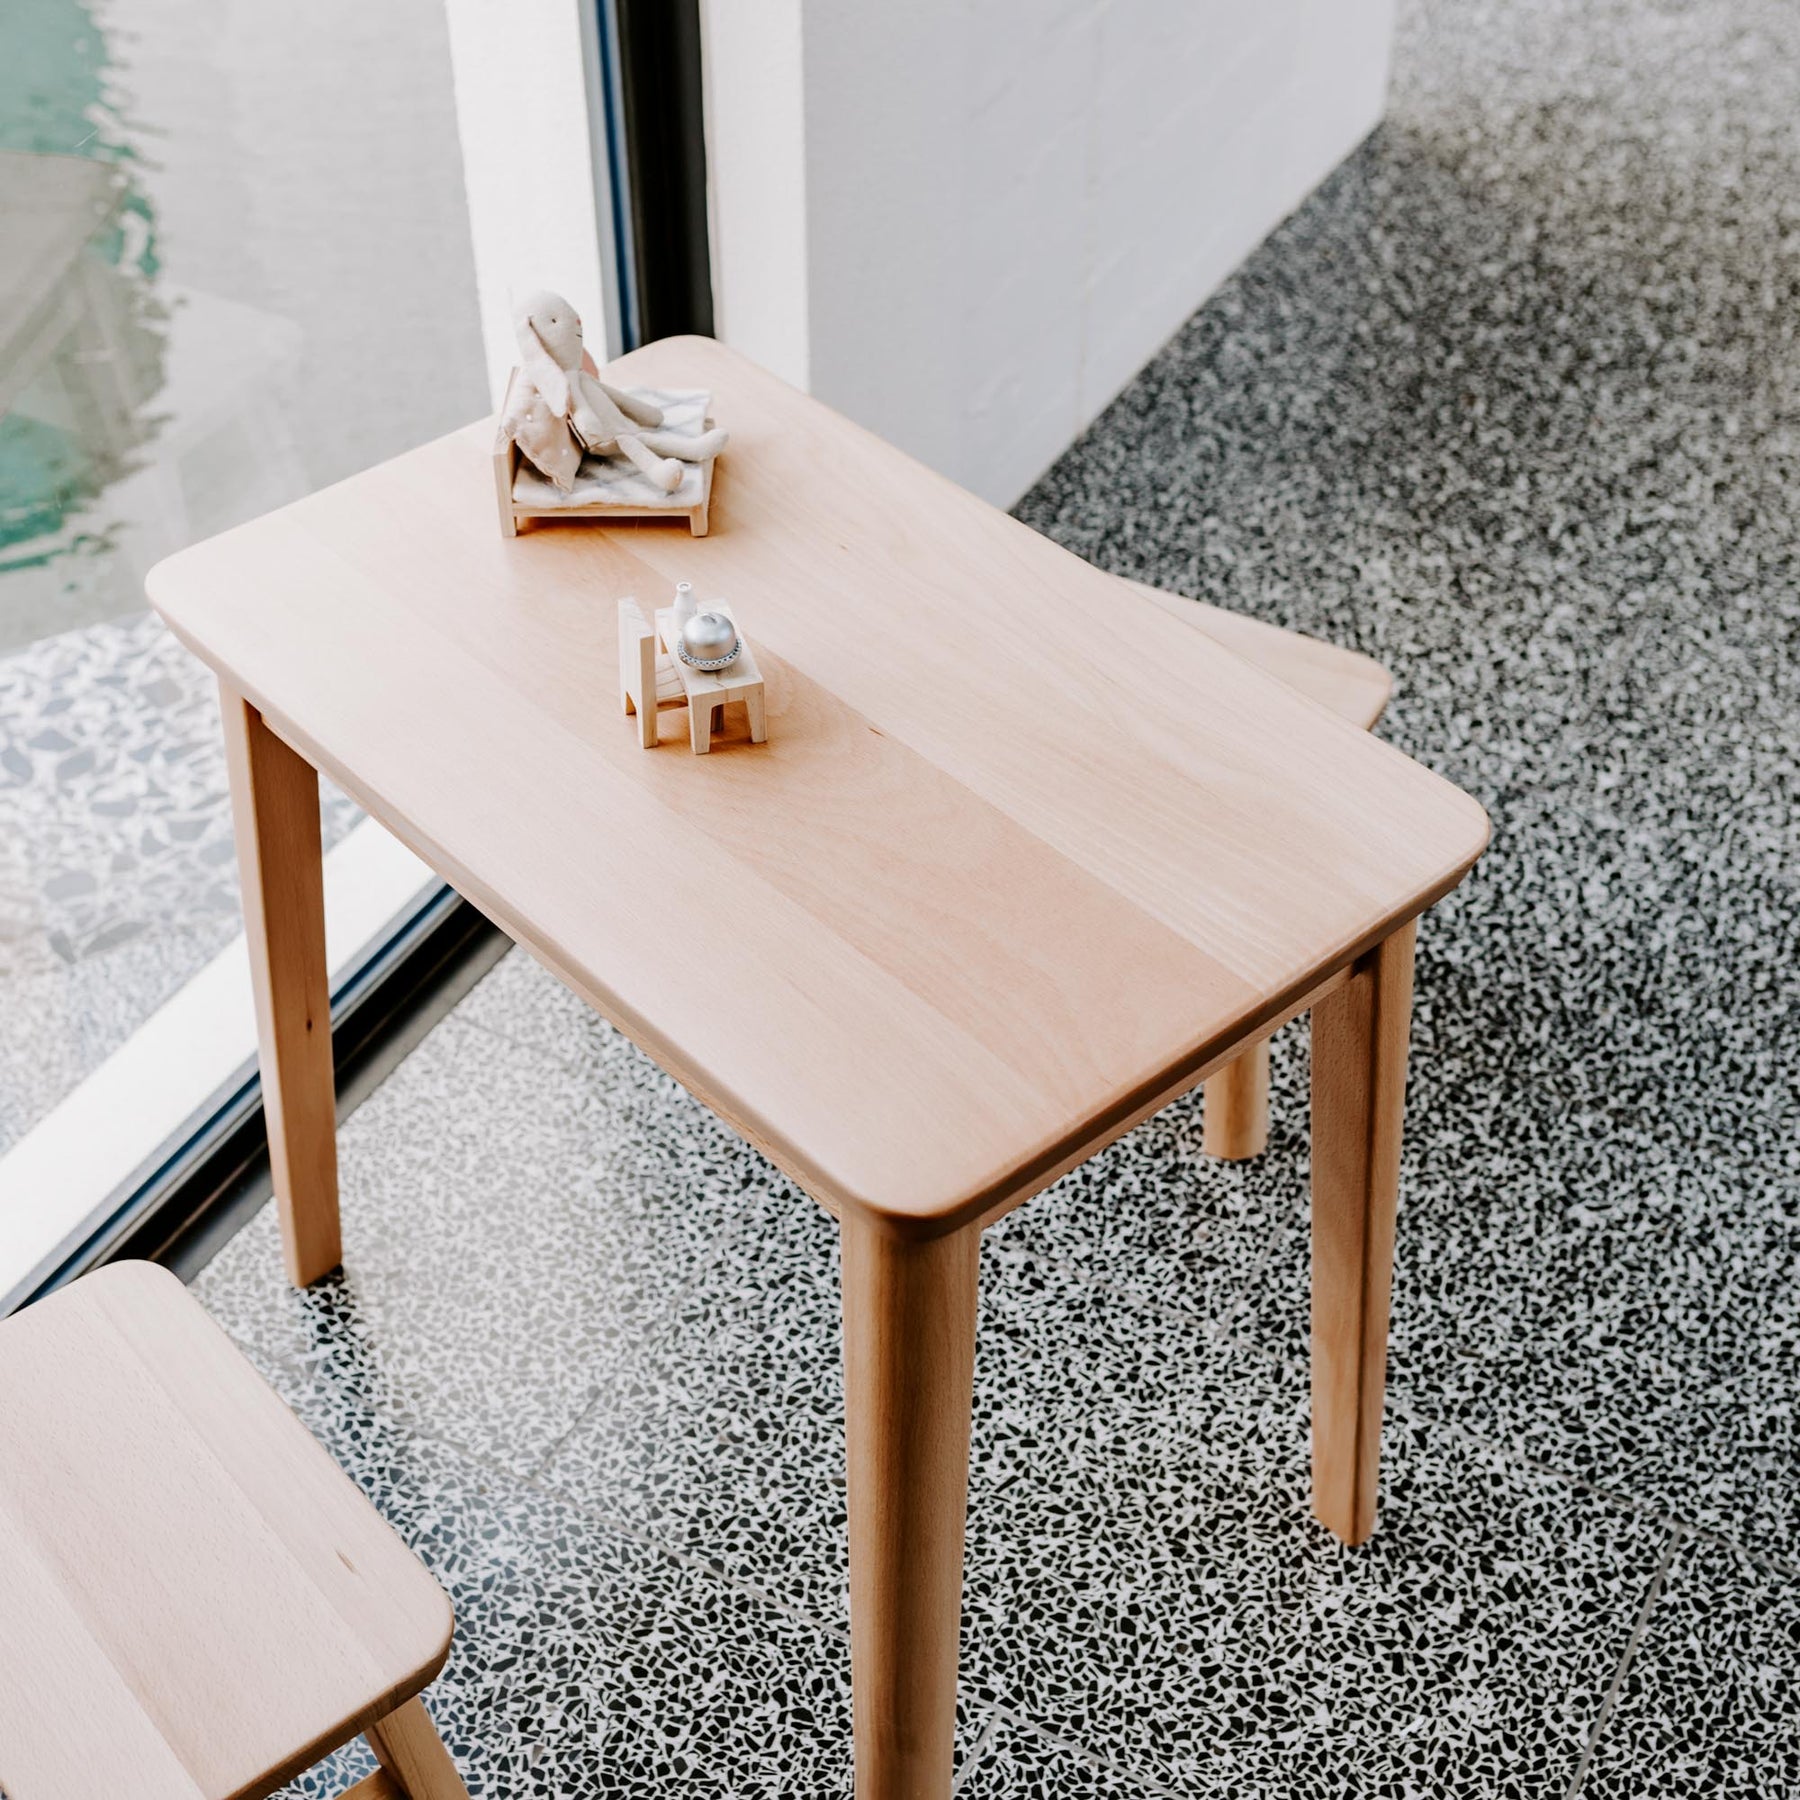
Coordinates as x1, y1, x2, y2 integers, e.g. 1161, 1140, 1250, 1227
0, 1262, 470, 1800
1121, 579, 1394, 1162
618, 596, 767, 754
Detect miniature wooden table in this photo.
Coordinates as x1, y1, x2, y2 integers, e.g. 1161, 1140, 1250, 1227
149, 337, 1488, 1800
618, 596, 768, 752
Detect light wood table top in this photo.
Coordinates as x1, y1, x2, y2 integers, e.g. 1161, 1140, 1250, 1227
0, 1263, 453, 1800
149, 337, 1486, 1234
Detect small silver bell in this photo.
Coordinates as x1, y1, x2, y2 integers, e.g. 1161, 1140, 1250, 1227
679, 609, 741, 670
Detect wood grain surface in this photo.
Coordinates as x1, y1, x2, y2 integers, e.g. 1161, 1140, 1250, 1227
0, 1263, 453, 1800
1123, 577, 1393, 731
221, 687, 342, 1285
148, 337, 1486, 1232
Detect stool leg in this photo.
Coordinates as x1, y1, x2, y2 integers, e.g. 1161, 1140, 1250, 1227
366, 1697, 470, 1800
1203, 1037, 1271, 1159
221, 682, 342, 1287
842, 1213, 980, 1800
1310, 918, 1416, 1545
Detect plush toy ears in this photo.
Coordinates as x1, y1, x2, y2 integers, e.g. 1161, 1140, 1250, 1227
515, 295, 576, 413
508, 391, 583, 492
524, 332, 571, 416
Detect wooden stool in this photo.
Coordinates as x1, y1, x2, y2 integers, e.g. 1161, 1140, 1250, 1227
0, 1262, 469, 1800
1119, 580, 1393, 1162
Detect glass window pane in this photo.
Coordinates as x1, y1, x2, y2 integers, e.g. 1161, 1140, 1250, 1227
2, 0, 487, 1158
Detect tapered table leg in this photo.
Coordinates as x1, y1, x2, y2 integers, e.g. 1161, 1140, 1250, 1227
1310, 918, 1416, 1544
221, 682, 342, 1287
842, 1212, 981, 1800
1203, 1037, 1271, 1160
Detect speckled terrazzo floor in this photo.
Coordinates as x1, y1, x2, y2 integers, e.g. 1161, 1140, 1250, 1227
0, 615, 363, 1154
187, 0, 1797, 1793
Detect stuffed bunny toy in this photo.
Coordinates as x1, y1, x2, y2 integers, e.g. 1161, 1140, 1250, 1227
501, 290, 728, 493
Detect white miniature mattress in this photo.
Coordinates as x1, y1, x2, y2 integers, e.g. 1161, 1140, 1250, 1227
511, 388, 712, 509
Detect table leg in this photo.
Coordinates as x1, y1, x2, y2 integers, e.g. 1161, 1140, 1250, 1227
1202, 1037, 1271, 1160
221, 682, 342, 1287
1310, 917, 1416, 1545
689, 698, 713, 753
842, 1212, 980, 1799
366, 1697, 471, 1799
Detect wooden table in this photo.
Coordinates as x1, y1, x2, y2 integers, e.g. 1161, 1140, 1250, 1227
149, 337, 1488, 1800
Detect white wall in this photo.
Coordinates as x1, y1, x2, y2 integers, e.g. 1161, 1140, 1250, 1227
700, 0, 812, 389
442, 0, 622, 400
703, 0, 1397, 507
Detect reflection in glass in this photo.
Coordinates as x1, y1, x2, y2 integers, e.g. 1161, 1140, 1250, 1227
1, 0, 486, 1154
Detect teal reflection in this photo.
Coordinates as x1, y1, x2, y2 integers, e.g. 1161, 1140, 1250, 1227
1, 0, 167, 567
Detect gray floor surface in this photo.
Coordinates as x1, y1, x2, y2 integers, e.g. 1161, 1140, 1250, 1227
188, 0, 1796, 1792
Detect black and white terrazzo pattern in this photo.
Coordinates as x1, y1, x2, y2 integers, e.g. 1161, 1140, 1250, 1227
189, 0, 1796, 1791
0, 614, 361, 1152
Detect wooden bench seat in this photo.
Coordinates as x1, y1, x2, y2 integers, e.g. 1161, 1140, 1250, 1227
0, 1263, 470, 1800
1120, 579, 1395, 1160
1121, 578, 1392, 732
